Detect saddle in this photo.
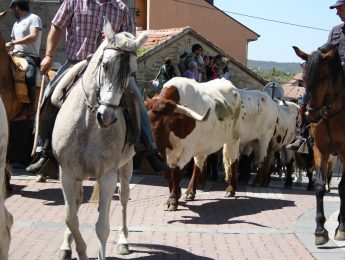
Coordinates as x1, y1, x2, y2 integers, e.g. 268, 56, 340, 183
10, 55, 30, 103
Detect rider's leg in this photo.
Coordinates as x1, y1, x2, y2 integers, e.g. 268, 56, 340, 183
287, 105, 307, 151
26, 60, 78, 173
128, 77, 168, 172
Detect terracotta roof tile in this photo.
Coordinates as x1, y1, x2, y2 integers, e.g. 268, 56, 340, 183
137, 27, 189, 49
282, 72, 304, 100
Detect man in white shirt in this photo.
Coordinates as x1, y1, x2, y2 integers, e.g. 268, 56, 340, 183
6, 0, 42, 111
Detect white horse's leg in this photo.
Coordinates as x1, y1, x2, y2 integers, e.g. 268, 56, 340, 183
117, 161, 133, 255
95, 171, 117, 260
59, 172, 87, 260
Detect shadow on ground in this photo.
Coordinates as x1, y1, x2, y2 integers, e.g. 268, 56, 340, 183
167, 196, 296, 226
75, 243, 213, 260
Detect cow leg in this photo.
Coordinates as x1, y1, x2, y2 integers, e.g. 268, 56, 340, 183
223, 142, 240, 197
284, 159, 294, 189
335, 156, 345, 241
326, 170, 333, 193
165, 167, 183, 211
314, 147, 330, 245
224, 160, 238, 197
237, 155, 251, 184
306, 169, 314, 191
185, 156, 206, 201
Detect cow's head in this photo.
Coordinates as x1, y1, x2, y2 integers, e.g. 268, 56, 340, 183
145, 97, 210, 156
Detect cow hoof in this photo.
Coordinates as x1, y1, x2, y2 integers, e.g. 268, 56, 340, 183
184, 192, 195, 201
168, 204, 177, 211
315, 234, 329, 245
58, 249, 72, 260
335, 230, 345, 241
117, 243, 129, 255
35, 174, 46, 183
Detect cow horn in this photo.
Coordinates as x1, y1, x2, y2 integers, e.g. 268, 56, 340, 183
175, 104, 210, 121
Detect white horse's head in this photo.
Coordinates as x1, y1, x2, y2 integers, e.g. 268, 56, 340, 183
95, 17, 147, 128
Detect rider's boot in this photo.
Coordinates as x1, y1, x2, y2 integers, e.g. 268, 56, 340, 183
26, 139, 50, 173
26, 98, 59, 173
287, 105, 308, 152
286, 138, 304, 151
129, 77, 169, 172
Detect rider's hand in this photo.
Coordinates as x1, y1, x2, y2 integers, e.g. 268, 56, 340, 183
40, 55, 53, 75
5, 41, 14, 51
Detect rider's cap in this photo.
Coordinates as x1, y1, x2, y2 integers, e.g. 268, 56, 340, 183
9, 0, 28, 8
330, 0, 345, 9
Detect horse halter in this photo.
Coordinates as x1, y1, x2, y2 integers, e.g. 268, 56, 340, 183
82, 45, 136, 112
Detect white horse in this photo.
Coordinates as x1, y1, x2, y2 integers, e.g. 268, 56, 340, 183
0, 97, 12, 260
51, 18, 147, 260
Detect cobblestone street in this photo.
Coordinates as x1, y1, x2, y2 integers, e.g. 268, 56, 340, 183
5, 169, 345, 260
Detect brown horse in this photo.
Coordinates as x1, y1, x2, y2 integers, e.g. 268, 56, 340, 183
293, 44, 345, 246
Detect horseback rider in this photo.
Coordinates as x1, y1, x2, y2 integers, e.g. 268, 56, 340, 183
26, 0, 168, 174
6, 0, 42, 115
287, 0, 345, 151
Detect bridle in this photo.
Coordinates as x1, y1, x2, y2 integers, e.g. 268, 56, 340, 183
81, 45, 136, 112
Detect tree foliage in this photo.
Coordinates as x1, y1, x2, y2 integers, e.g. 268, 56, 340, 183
256, 68, 294, 84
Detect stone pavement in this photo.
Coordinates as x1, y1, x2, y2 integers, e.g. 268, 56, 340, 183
5, 167, 345, 260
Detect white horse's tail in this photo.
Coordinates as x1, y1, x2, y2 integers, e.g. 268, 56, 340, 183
89, 181, 100, 203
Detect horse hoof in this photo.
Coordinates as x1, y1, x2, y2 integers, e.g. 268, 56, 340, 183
35, 174, 46, 183
117, 244, 129, 255
335, 230, 345, 241
184, 193, 195, 201
58, 249, 72, 260
315, 235, 329, 245
164, 203, 170, 211
168, 204, 177, 211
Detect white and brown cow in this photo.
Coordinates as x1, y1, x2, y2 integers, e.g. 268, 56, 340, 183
145, 77, 241, 210
256, 100, 299, 187
231, 89, 279, 186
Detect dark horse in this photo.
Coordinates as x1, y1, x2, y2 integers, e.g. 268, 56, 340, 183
293, 44, 345, 245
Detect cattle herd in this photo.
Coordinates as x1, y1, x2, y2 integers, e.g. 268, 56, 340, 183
144, 77, 312, 211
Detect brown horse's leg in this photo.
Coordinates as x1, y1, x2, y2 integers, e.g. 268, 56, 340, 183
314, 147, 330, 245
335, 168, 345, 241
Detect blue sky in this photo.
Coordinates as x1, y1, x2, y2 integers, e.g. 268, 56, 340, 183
213, 1, 341, 62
